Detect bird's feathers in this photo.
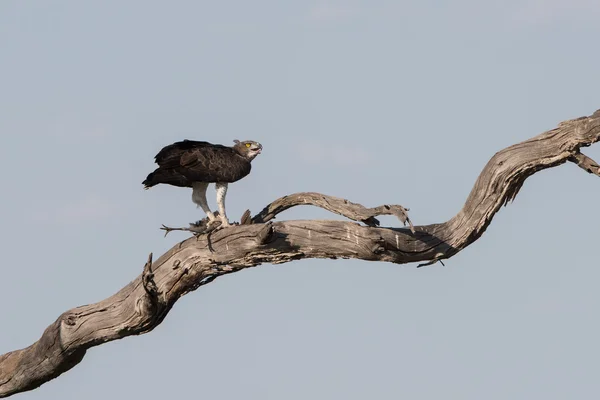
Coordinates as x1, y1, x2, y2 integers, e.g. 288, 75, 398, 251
142, 140, 254, 188
154, 140, 227, 166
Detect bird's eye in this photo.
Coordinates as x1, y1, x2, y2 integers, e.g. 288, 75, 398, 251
245, 143, 251, 148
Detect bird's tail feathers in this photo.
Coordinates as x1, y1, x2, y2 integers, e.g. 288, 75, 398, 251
142, 168, 190, 189
142, 172, 157, 189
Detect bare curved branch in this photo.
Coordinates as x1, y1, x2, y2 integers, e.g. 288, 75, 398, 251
1, 109, 599, 398
252, 192, 415, 232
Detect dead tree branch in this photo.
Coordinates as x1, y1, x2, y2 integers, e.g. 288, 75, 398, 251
1, 109, 599, 398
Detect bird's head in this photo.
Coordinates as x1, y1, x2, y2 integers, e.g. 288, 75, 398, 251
233, 140, 263, 161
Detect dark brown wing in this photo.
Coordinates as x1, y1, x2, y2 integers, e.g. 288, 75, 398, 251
177, 144, 251, 182
154, 140, 227, 167
143, 140, 251, 188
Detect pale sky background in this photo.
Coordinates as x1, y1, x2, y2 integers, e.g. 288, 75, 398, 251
1, 1, 600, 399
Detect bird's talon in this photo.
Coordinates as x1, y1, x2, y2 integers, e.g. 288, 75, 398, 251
217, 214, 231, 227
206, 219, 221, 229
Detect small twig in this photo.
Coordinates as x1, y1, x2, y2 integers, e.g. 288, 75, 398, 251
569, 152, 600, 177
416, 258, 446, 268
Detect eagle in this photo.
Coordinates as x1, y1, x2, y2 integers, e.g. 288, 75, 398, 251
143, 139, 263, 227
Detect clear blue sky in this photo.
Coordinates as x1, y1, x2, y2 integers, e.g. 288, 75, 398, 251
1, 1, 599, 399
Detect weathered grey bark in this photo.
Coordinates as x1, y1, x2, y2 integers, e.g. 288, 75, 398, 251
1, 109, 599, 398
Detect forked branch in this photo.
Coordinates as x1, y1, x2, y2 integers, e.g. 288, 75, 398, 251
1, 109, 599, 398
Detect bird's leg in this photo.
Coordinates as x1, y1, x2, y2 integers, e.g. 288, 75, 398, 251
192, 182, 216, 222
215, 182, 230, 227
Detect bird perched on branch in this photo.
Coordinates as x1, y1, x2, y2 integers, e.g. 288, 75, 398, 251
143, 139, 263, 228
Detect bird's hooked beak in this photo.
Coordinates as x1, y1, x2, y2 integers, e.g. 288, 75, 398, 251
254, 143, 263, 154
